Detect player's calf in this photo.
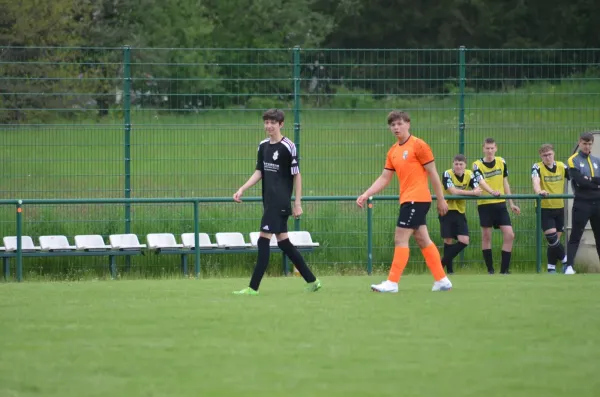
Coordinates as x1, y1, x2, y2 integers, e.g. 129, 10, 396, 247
442, 236, 469, 274
545, 231, 567, 273
277, 238, 317, 284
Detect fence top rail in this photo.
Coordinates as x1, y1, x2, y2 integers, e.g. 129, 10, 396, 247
0, 194, 575, 206
2, 46, 600, 51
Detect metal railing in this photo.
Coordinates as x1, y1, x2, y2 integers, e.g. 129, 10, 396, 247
0, 194, 572, 281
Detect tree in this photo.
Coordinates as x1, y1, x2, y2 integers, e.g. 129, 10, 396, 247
0, 0, 92, 123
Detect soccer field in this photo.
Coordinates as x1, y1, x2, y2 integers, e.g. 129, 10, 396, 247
1, 275, 599, 396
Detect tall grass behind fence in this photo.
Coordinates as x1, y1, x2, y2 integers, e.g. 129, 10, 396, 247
1, 47, 599, 279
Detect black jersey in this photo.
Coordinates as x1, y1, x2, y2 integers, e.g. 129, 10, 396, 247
255, 136, 299, 210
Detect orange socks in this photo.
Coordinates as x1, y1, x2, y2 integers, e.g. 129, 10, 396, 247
387, 246, 409, 283
421, 242, 446, 281
387, 243, 446, 283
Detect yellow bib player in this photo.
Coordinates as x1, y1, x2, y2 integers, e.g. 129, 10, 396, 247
472, 138, 520, 274
439, 154, 482, 274
532, 143, 569, 273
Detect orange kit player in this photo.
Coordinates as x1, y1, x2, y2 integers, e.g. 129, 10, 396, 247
357, 111, 452, 293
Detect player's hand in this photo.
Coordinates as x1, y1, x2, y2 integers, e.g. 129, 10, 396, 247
472, 187, 482, 196
437, 199, 449, 216
537, 190, 549, 197
356, 194, 369, 209
233, 189, 244, 203
510, 204, 521, 215
293, 203, 303, 219
491, 190, 501, 197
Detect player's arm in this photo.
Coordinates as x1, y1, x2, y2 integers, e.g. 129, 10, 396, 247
234, 145, 264, 203
500, 158, 520, 213
442, 171, 460, 195
424, 162, 448, 216
503, 178, 520, 214
448, 187, 480, 196
531, 164, 548, 196
426, 163, 445, 200
233, 170, 262, 202
571, 167, 600, 188
473, 166, 499, 196
447, 179, 481, 196
356, 169, 394, 208
476, 178, 496, 195
467, 172, 482, 195
590, 158, 600, 185
292, 172, 303, 218
503, 178, 518, 207
568, 157, 599, 189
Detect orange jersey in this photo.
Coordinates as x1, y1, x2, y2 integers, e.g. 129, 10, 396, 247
384, 135, 434, 204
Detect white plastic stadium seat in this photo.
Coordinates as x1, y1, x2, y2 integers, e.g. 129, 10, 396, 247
109, 234, 147, 250
249, 232, 278, 247
181, 233, 218, 249
215, 232, 251, 249
3, 236, 40, 252
146, 233, 183, 250
288, 231, 320, 247
74, 235, 111, 251
39, 235, 76, 251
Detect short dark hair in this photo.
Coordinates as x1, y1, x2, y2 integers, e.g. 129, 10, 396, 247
484, 137, 496, 145
262, 108, 285, 123
539, 143, 554, 154
580, 132, 595, 142
453, 154, 467, 163
387, 110, 410, 125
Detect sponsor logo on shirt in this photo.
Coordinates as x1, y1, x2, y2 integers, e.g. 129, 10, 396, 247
264, 162, 279, 172
483, 169, 502, 178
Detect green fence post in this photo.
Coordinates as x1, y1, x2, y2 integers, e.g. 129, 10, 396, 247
123, 46, 132, 272
458, 46, 466, 155
536, 196, 542, 273
457, 46, 467, 267
280, 45, 302, 277
16, 200, 23, 282
2, 256, 8, 280
194, 200, 201, 278
367, 196, 373, 275
123, 46, 132, 233
293, 45, 301, 232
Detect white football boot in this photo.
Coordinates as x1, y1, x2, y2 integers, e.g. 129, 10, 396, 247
432, 276, 453, 291
370, 280, 398, 293
564, 265, 576, 275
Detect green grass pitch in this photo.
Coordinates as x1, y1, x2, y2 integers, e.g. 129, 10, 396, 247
1, 274, 599, 396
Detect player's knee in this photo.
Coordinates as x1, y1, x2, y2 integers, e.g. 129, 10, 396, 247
568, 230, 583, 244
507, 231, 515, 241
545, 232, 559, 247
394, 228, 412, 246
481, 231, 492, 243
458, 236, 469, 245
412, 228, 431, 248
502, 228, 514, 242
277, 238, 292, 249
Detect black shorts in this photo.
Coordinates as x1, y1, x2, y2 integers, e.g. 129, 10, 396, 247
477, 202, 512, 229
541, 208, 565, 233
260, 207, 290, 234
397, 202, 431, 229
439, 210, 469, 239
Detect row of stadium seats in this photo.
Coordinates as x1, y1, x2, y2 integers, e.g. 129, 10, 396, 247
0, 231, 320, 253
1, 231, 320, 279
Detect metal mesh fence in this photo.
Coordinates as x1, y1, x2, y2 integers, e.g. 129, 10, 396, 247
1, 46, 599, 278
